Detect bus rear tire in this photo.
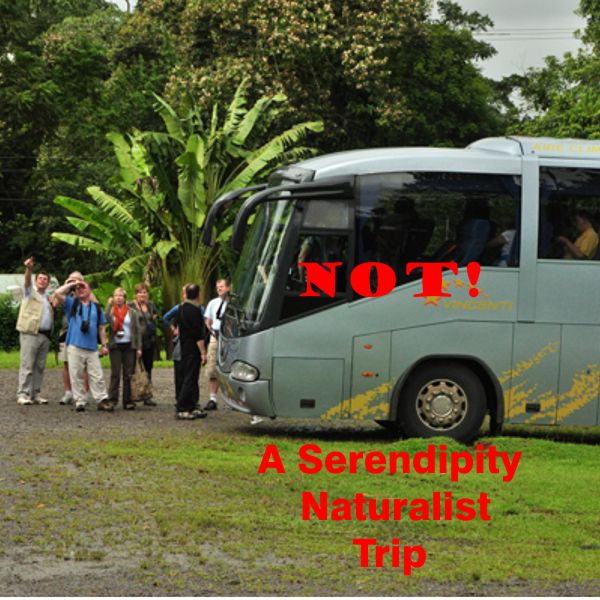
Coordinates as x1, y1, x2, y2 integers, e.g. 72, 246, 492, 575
397, 362, 486, 443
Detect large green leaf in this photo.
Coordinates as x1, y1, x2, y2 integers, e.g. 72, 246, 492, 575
51, 232, 112, 254
232, 92, 287, 147
86, 186, 137, 227
54, 195, 117, 237
226, 120, 324, 191
154, 240, 179, 260
106, 132, 144, 187
114, 253, 152, 277
153, 94, 185, 144
223, 78, 250, 136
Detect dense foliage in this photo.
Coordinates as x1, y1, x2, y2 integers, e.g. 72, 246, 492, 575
3, 0, 593, 289
52, 82, 322, 305
0, 294, 19, 351
0, 0, 167, 277
512, 1, 600, 138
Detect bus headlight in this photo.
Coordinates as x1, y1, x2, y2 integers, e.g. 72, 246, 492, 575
231, 360, 259, 382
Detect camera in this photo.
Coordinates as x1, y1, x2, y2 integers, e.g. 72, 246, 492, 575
80, 320, 90, 334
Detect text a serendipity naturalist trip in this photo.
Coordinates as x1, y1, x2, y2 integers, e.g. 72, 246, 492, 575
258, 443, 522, 572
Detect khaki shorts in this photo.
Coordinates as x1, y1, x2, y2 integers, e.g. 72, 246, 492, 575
58, 342, 68, 363
206, 335, 218, 379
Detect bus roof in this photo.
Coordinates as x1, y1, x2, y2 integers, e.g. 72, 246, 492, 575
292, 136, 600, 180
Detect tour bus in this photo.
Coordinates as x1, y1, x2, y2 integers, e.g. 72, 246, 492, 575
203, 137, 600, 441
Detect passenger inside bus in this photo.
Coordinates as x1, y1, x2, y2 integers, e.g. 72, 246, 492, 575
557, 210, 599, 260
485, 218, 516, 267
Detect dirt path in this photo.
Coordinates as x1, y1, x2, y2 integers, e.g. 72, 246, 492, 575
1, 368, 599, 596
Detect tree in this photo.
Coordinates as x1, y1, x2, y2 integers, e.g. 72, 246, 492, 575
52, 81, 323, 306
121, 0, 504, 152
511, 1, 600, 138
0, 1, 125, 275
0, 1, 171, 277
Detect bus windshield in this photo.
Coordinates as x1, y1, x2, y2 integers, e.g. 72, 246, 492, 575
228, 198, 296, 332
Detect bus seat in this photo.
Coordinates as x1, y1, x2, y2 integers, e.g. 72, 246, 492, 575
538, 220, 554, 258
456, 218, 491, 266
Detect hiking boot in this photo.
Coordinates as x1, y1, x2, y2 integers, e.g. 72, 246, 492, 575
17, 395, 33, 405
60, 391, 74, 405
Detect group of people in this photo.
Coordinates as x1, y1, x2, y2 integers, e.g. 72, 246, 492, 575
15, 257, 233, 420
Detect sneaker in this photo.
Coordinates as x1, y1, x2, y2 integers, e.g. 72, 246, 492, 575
33, 396, 49, 405
17, 395, 33, 406
97, 400, 114, 412
143, 398, 157, 407
176, 411, 197, 420
123, 403, 135, 410
192, 408, 207, 419
75, 403, 86, 412
203, 399, 218, 411
60, 391, 73, 405
250, 415, 264, 425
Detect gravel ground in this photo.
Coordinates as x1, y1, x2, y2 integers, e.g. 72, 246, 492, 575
1, 367, 599, 596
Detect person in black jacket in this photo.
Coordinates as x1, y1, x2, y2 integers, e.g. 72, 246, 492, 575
175, 283, 208, 420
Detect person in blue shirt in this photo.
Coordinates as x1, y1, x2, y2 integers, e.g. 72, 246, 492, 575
53, 280, 111, 412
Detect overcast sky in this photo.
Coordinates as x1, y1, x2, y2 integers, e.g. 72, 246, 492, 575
111, 0, 585, 80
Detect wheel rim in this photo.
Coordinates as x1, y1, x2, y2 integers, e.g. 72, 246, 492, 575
415, 378, 468, 431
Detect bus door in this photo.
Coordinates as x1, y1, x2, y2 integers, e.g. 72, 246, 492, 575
273, 198, 354, 418
517, 165, 600, 426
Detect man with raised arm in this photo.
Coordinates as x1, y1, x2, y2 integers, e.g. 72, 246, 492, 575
16, 257, 54, 405
53, 279, 111, 412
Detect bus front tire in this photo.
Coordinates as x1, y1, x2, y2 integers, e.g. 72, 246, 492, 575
397, 362, 486, 443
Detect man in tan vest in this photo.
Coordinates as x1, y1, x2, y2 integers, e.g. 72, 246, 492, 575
16, 257, 54, 405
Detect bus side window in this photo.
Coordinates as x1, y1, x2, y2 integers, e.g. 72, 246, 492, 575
539, 168, 600, 261
356, 172, 521, 290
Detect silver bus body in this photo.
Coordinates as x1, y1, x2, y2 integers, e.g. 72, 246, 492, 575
211, 137, 600, 440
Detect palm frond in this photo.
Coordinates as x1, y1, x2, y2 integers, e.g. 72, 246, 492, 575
86, 186, 138, 227
224, 120, 324, 191
51, 232, 114, 254
232, 92, 286, 147
114, 253, 152, 277
153, 94, 185, 143
223, 78, 250, 136
54, 196, 118, 237
65, 217, 106, 239
106, 132, 144, 187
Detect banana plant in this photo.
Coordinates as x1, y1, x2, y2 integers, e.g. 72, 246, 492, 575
52, 79, 323, 306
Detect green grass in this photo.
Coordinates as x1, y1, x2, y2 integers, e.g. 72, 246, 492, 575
2, 431, 600, 594
0, 350, 172, 369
